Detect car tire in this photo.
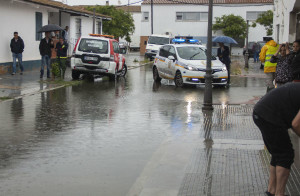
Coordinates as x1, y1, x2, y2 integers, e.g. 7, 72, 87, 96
174, 71, 184, 87
72, 70, 80, 80
153, 66, 161, 82
120, 64, 127, 77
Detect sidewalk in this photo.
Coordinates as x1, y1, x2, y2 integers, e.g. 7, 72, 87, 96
127, 105, 300, 196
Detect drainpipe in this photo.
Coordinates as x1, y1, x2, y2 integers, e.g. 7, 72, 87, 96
93, 8, 96, 34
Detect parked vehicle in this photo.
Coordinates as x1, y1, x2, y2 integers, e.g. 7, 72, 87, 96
243, 41, 266, 59
153, 41, 228, 87
145, 34, 172, 60
71, 34, 127, 80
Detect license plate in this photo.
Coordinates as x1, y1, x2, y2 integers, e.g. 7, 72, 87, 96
84, 56, 98, 61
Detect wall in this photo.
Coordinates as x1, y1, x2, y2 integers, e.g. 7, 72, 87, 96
0, 0, 50, 65
141, 4, 273, 43
273, 0, 300, 43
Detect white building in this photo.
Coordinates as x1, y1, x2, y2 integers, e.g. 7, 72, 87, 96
117, 6, 142, 50
140, 0, 273, 54
0, 0, 110, 75
273, 0, 300, 43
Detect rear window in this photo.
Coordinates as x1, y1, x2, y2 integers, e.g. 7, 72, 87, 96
78, 38, 108, 54
148, 36, 170, 45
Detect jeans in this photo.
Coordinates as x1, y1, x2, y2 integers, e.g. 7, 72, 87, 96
12, 53, 24, 73
265, 72, 275, 89
41, 55, 51, 77
253, 51, 259, 62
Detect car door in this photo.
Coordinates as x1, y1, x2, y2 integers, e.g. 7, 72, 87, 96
167, 46, 177, 78
112, 41, 123, 71
160, 45, 171, 78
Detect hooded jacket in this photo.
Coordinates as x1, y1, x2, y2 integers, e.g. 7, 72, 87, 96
10, 36, 24, 54
259, 40, 279, 73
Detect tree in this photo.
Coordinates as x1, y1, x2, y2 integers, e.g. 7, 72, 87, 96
212, 14, 247, 40
86, 6, 135, 42
255, 10, 273, 36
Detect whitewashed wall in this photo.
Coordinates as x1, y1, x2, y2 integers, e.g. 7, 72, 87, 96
141, 4, 273, 42
0, 0, 50, 63
273, 0, 297, 43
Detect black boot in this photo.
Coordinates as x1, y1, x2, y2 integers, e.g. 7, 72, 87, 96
40, 70, 44, 78
47, 70, 50, 78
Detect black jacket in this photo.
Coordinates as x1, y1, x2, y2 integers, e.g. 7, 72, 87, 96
56, 42, 68, 57
217, 46, 231, 65
290, 51, 300, 79
10, 37, 24, 54
39, 38, 54, 57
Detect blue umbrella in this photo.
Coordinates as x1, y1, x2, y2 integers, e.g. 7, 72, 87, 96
212, 36, 238, 44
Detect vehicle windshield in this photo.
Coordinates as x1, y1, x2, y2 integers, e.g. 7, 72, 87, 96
148, 36, 170, 45
177, 47, 207, 60
78, 39, 108, 54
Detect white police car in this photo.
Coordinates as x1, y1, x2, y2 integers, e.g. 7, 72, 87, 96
153, 39, 228, 87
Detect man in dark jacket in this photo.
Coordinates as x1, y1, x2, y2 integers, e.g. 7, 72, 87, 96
217, 42, 231, 84
39, 32, 54, 78
290, 40, 300, 82
55, 37, 68, 79
253, 83, 300, 196
10, 32, 24, 75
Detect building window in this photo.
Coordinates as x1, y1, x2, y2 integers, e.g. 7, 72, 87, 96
246, 11, 265, 21
97, 21, 102, 34
35, 12, 43, 41
75, 18, 82, 40
142, 12, 149, 21
176, 12, 208, 22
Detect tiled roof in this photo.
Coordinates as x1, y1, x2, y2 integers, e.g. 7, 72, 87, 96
142, 0, 273, 4
116, 6, 141, 12
22, 0, 111, 19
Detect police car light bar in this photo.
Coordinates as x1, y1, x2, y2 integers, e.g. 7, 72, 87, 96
172, 38, 199, 44
188, 39, 199, 43
172, 39, 186, 43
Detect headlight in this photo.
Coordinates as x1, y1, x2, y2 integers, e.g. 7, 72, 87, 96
183, 65, 197, 71
222, 66, 227, 72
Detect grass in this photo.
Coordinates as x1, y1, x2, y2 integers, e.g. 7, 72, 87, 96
39, 79, 83, 87
139, 58, 151, 64
231, 60, 242, 75
133, 58, 139, 63
0, 96, 12, 101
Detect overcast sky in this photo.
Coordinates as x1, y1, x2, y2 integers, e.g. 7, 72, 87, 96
56, 0, 142, 6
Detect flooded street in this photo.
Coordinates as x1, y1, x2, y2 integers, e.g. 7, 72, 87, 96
1, 60, 299, 196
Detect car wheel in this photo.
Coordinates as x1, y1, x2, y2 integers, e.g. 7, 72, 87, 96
174, 71, 184, 87
153, 66, 161, 82
72, 70, 80, 80
120, 64, 127, 77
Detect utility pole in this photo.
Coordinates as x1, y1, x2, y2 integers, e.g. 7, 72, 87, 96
245, 20, 249, 68
128, 0, 129, 12
203, 0, 214, 111
151, 0, 153, 34
92, 8, 96, 34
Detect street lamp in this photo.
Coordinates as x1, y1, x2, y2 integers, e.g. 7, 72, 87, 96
203, 0, 213, 111
151, 0, 153, 34
245, 20, 249, 68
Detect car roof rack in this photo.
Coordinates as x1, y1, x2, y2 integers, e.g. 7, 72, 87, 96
89, 34, 115, 39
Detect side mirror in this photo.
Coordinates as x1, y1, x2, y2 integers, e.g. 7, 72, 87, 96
168, 55, 175, 62
119, 48, 127, 54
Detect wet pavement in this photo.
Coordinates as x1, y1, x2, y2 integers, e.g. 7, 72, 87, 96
0, 53, 300, 196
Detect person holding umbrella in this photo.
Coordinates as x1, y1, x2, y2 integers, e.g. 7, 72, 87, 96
39, 32, 54, 78
213, 36, 237, 84
38, 24, 64, 79
217, 42, 231, 84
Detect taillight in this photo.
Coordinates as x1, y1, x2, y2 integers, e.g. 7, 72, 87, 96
73, 38, 80, 56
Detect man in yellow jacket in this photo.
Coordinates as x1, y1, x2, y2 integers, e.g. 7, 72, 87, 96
260, 39, 279, 91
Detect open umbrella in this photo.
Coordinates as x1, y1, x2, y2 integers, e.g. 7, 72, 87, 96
212, 36, 238, 44
38, 24, 64, 33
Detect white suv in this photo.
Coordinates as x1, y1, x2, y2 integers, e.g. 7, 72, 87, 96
71, 34, 127, 80
153, 44, 228, 87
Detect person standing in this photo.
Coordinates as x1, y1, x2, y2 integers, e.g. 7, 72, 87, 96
290, 40, 300, 82
259, 39, 279, 92
10, 32, 24, 75
217, 42, 231, 84
39, 32, 54, 78
252, 42, 260, 63
55, 37, 68, 79
62, 26, 69, 42
253, 83, 300, 196
270, 43, 294, 87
